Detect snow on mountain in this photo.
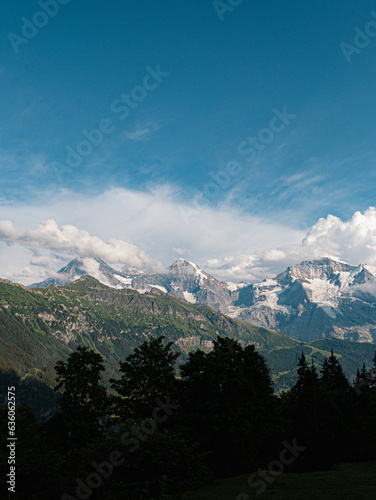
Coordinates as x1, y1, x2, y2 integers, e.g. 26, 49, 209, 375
182, 291, 197, 304
129, 258, 232, 311
114, 275, 133, 286
226, 282, 248, 292
149, 284, 168, 294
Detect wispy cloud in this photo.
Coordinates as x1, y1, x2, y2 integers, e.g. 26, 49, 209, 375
270, 169, 325, 202
124, 122, 160, 142
0, 149, 49, 179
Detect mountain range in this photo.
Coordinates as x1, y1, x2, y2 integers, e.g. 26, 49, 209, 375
30, 256, 376, 343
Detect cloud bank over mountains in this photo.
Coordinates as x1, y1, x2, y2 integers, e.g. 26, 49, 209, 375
209, 208, 376, 282
1, 187, 376, 284
0, 218, 163, 274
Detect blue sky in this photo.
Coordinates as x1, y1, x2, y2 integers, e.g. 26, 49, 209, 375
1, 0, 376, 283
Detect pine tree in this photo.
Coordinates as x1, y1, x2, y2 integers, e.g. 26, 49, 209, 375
308, 360, 320, 392
293, 352, 320, 396
372, 351, 376, 381
320, 349, 350, 392
295, 351, 308, 392
354, 354, 376, 393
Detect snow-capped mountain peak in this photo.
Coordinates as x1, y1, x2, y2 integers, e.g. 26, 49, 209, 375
275, 257, 354, 285
169, 259, 209, 284
44, 257, 126, 288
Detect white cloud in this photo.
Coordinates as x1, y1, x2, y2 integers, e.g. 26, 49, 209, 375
172, 247, 187, 255
81, 257, 101, 276
303, 208, 376, 265
30, 256, 55, 267
350, 281, 376, 300
0, 149, 48, 176
126, 128, 150, 141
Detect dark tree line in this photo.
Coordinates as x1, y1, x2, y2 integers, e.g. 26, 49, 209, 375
1, 337, 376, 499
280, 350, 376, 471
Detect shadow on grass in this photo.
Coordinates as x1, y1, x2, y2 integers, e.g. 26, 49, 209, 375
180, 462, 376, 500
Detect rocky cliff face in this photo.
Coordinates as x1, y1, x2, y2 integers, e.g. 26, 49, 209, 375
128, 258, 233, 313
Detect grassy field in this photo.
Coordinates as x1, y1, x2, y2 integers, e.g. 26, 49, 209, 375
180, 462, 376, 499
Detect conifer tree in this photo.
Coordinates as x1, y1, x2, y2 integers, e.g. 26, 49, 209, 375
355, 354, 376, 393
295, 351, 308, 393
320, 349, 350, 392
293, 352, 320, 397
